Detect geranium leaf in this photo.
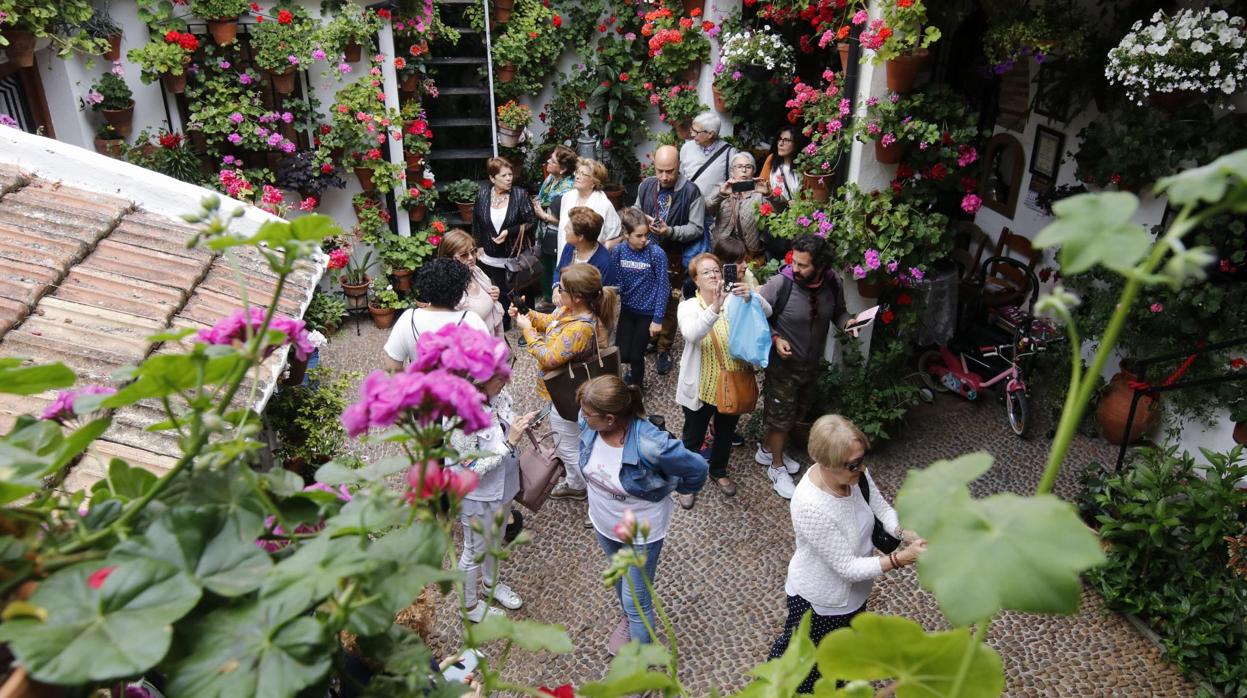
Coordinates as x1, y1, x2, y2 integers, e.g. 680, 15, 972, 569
0, 559, 201, 684
166, 598, 331, 698
1155, 149, 1247, 206
815, 613, 1003, 698
260, 535, 375, 611
895, 454, 1105, 626
1034, 192, 1149, 274
467, 616, 573, 653
578, 642, 673, 697
0, 359, 75, 395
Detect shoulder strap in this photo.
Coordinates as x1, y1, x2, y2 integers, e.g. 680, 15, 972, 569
859, 472, 871, 502
410, 309, 420, 343
457, 311, 467, 326
771, 275, 794, 320
691, 143, 732, 183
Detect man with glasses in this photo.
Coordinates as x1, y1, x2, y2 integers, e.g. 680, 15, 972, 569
633, 145, 704, 375
754, 234, 850, 498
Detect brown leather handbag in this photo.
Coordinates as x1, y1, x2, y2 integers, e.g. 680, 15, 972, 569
710, 328, 758, 415
543, 319, 621, 420
515, 427, 561, 512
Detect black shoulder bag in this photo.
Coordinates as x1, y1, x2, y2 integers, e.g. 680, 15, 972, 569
859, 474, 902, 554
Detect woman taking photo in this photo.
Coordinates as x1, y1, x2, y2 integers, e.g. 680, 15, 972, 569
556, 158, 621, 254
510, 263, 617, 500
472, 156, 535, 322
437, 229, 504, 338
705, 152, 766, 263
532, 145, 578, 309
675, 252, 759, 506
768, 414, 927, 693
577, 374, 707, 655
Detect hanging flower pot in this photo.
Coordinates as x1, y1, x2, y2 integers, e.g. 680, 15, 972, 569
2, 30, 36, 68
681, 0, 703, 15
1234, 421, 1247, 445
405, 153, 424, 172
802, 171, 832, 203
354, 166, 376, 192
455, 201, 475, 223
268, 68, 297, 95
391, 268, 414, 292
207, 18, 239, 45
673, 120, 692, 140
497, 124, 522, 148
679, 64, 700, 83
856, 279, 883, 298
162, 70, 188, 94
493, 0, 514, 23
875, 139, 905, 164
1095, 368, 1162, 445
497, 62, 517, 83
885, 49, 929, 94
94, 136, 126, 158
103, 34, 122, 61
101, 100, 135, 138
369, 303, 397, 329
408, 204, 427, 223
341, 275, 371, 310
343, 42, 363, 63
837, 42, 851, 74
1146, 90, 1201, 114
712, 85, 727, 112
400, 72, 419, 93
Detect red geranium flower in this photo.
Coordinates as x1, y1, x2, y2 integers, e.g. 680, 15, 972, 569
896, 293, 912, 306
158, 132, 182, 149
784, 250, 794, 265
881, 309, 895, 324
321, 163, 334, 174
250, 2, 260, 11
619, 72, 629, 81
377, 8, 391, 19
702, 20, 715, 31
759, 202, 774, 216
431, 220, 447, 233
552, 14, 562, 27
1231, 357, 1247, 370
539, 686, 575, 698
277, 9, 293, 24
87, 566, 117, 590
691, 7, 702, 16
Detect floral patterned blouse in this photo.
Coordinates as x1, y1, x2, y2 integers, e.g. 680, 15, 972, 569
521, 308, 609, 401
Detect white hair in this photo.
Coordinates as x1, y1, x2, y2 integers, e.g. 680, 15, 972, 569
692, 111, 721, 135
732, 151, 756, 169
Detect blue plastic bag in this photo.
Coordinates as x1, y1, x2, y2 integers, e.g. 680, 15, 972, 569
727, 295, 770, 368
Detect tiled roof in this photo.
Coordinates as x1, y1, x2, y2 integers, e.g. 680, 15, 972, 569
0, 163, 322, 490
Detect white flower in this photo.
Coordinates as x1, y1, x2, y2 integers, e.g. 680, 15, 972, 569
1222, 76, 1237, 93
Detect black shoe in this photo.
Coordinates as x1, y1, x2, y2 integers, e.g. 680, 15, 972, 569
731, 430, 746, 447
656, 351, 673, 375
504, 510, 524, 544
517, 335, 527, 348
645, 340, 658, 355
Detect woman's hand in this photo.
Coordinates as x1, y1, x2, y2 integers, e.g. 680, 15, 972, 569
898, 538, 928, 566
648, 321, 662, 337
491, 228, 510, 245
506, 410, 539, 446
718, 180, 733, 197
710, 281, 726, 312
514, 311, 533, 334
487, 284, 500, 301
730, 283, 751, 301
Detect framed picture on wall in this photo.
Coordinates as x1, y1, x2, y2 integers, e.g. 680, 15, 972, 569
1033, 63, 1074, 123
1029, 126, 1065, 180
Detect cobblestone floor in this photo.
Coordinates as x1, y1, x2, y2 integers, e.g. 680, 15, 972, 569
321, 317, 1198, 697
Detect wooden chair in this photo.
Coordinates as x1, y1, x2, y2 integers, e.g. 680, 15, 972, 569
949, 222, 993, 326
982, 228, 1041, 308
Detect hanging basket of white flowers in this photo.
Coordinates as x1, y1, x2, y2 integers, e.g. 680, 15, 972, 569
718, 26, 797, 82
1106, 8, 1247, 109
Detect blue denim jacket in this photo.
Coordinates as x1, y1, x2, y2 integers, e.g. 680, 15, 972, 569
578, 417, 708, 502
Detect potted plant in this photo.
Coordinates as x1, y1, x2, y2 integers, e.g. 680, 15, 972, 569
127, 30, 197, 94
127, 130, 206, 184
87, 70, 134, 138
368, 277, 408, 329
251, 5, 316, 94
191, 0, 250, 44
401, 110, 433, 174
400, 175, 437, 224
1, 0, 103, 67
340, 249, 374, 309
305, 287, 348, 335
584, 40, 648, 186
1073, 103, 1229, 192
859, 0, 941, 93
443, 179, 480, 222
649, 82, 704, 139
80, 6, 123, 61
496, 99, 530, 147
854, 91, 946, 164
266, 365, 355, 478
789, 73, 852, 201
827, 183, 951, 295
718, 25, 796, 83
351, 193, 392, 243
275, 150, 346, 202
1106, 8, 1247, 111
318, 5, 383, 63
981, 1, 1089, 75
93, 122, 126, 157
639, 5, 711, 85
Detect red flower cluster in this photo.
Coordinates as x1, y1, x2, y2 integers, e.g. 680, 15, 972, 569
376, 8, 391, 19
158, 132, 182, 149
1231, 357, 1247, 370
552, 14, 562, 27
163, 30, 199, 52
276, 9, 293, 24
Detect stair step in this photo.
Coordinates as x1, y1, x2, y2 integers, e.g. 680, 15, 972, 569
436, 86, 490, 96
427, 56, 487, 65
429, 117, 492, 127
429, 148, 494, 161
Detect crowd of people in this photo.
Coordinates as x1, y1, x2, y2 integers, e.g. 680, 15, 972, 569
374, 112, 927, 687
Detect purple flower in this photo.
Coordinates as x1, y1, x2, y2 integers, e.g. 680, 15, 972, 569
41, 385, 116, 423
228, 112, 244, 124
886, 260, 898, 273
312, 48, 327, 61
256, 127, 269, 138
287, 55, 300, 66
85, 90, 104, 106
266, 133, 283, 147
817, 220, 833, 235
110, 62, 124, 77
889, 93, 900, 103
731, 70, 742, 80
918, 142, 929, 150
222, 155, 238, 165
227, 133, 243, 145
410, 324, 511, 383
812, 210, 827, 221
338, 63, 352, 73
866, 96, 878, 107
281, 111, 294, 123
197, 307, 314, 361
341, 369, 491, 437
796, 215, 811, 227
852, 265, 867, 280
867, 122, 881, 135
909, 267, 925, 281
881, 133, 896, 147
625, 32, 636, 41
714, 63, 726, 75
239, 73, 253, 85
218, 60, 232, 69
802, 142, 817, 156
280, 141, 296, 153
864, 249, 881, 270
839, 98, 850, 116
960, 193, 983, 214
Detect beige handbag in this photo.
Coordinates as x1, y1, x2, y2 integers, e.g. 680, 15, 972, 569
515, 428, 561, 512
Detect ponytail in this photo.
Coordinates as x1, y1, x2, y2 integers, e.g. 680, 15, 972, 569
577, 375, 646, 422
592, 285, 618, 332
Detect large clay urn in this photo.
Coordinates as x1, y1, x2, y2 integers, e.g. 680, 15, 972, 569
1096, 368, 1162, 445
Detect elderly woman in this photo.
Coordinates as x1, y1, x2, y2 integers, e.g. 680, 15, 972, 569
577, 374, 706, 655
557, 158, 621, 254
510, 263, 617, 500
437, 229, 504, 338
383, 258, 488, 371
472, 156, 535, 322
705, 152, 767, 263
675, 252, 761, 506
533, 145, 579, 307
767, 415, 927, 693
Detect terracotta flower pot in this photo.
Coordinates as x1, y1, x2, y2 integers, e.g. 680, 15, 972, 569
268, 68, 297, 95
391, 268, 413, 292
885, 49, 929, 94
405, 153, 424, 172
341, 275, 370, 310
343, 42, 363, 63
400, 72, 419, 93
497, 62, 517, 83
2, 30, 36, 68
207, 18, 239, 45
497, 124, 522, 148
283, 350, 309, 386
493, 0, 514, 23
162, 70, 188, 94
679, 64, 700, 83
408, 204, 427, 223
94, 137, 126, 158
837, 42, 851, 73
856, 279, 882, 298
673, 120, 692, 140
354, 166, 375, 192
875, 139, 905, 164
1234, 421, 1247, 446
712, 85, 727, 112
802, 171, 831, 203
455, 201, 475, 223
603, 184, 626, 211
103, 34, 122, 61
101, 100, 135, 138
1095, 369, 1161, 445
369, 304, 397, 329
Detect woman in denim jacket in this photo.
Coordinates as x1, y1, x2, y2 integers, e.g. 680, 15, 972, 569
576, 375, 707, 655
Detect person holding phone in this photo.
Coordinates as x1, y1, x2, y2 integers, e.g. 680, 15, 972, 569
609, 208, 669, 388
437, 229, 504, 338
706, 152, 767, 263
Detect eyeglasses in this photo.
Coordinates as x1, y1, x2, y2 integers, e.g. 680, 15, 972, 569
455, 248, 478, 261
690, 127, 708, 136
777, 137, 794, 144
844, 456, 865, 472
698, 268, 722, 277
732, 164, 754, 171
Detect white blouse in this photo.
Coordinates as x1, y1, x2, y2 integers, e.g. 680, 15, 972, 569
556, 189, 621, 253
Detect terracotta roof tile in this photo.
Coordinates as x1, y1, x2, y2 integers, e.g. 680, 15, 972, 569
0, 392, 51, 433
197, 264, 303, 314
0, 297, 162, 382
0, 165, 28, 197
0, 257, 61, 307
80, 239, 212, 289
54, 266, 186, 323
0, 296, 29, 339
0, 210, 115, 247
4, 180, 132, 219
0, 225, 89, 271
106, 401, 183, 458
109, 218, 213, 261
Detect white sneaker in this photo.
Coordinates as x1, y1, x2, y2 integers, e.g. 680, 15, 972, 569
483, 582, 523, 610
755, 445, 800, 474
466, 602, 505, 623
768, 466, 796, 499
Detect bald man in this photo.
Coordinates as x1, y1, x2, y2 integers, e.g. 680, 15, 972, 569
633, 145, 705, 375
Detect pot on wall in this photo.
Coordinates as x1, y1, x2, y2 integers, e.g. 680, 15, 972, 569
712, 85, 727, 112
856, 279, 882, 298
885, 49, 928, 94
101, 100, 135, 138
405, 153, 424, 172
1234, 421, 1247, 446
679, 63, 700, 83
673, 119, 692, 140
162, 69, 188, 94
343, 42, 363, 63
875, 139, 905, 164
455, 201, 475, 223
837, 42, 851, 74
391, 268, 413, 293
493, 0, 514, 23
207, 18, 239, 45
94, 137, 126, 158
408, 204, 427, 223
802, 171, 831, 203
497, 62, 517, 83
497, 124, 522, 148
1096, 368, 1162, 445
103, 34, 122, 61
268, 68, 297, 95
2, 30, 36, 68
603, 183, 626, 211
353, 166, 375, 192
341, 275, 371, 310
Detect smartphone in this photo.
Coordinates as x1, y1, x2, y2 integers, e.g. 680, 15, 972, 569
509, 290, 529, 314
722, 263, 738, 288
533, 404, 552, 425
844, 304, 885, 333
730, 180, 755, 193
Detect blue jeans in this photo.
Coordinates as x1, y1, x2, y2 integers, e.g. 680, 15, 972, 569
595, 532, 665, 643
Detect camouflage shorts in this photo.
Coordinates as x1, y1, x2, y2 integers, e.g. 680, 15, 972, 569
763, 360, 817, 432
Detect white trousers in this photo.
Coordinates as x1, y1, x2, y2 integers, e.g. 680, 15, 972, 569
549, 408, 585, 489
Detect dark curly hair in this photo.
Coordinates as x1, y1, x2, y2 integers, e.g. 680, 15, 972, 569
792, 233, 830, 271
414, 257, 471, 309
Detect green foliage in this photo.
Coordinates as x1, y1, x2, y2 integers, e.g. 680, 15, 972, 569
266, 366, 355, 464
441, 179, 479, 205
317, 5, 382, 51
137, 0, 188, 32
491, 0, 566, 102
1081, 447, 1247, 695
127, 130, 206, 185
823, 183, 952, 282
185, 47, 268, 151
304, 289, 347, 335
541, 70, 593, 146
370, 278, 408, 311
585, 40, 648, 183
89, 72, 132, 111
981, 0, 1089, 66
191, 0, 249, 20
580, 642, 675, 697
650, 82, 704, 126
0, 0, 107, 60
127, 39, 191, 82
377, 229, 436, 272
250, 4, 317, 72
815, 338, 924, 443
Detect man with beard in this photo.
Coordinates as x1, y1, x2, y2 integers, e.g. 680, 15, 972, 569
755, 234, 850, 499
633, 144, 705, 376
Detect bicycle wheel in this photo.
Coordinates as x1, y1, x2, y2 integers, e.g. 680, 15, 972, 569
918, 350, 950, 393
1006, 389, 1029, 438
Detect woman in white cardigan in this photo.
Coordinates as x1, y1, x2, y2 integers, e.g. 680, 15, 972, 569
767, 415, 927, 693
556, 158, 621, 254
675, 252, 763, 507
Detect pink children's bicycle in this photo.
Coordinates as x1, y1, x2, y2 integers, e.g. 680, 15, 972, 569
918, 257, 1061, 438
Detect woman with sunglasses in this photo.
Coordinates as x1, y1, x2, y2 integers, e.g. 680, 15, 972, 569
437, 229, 504, 338
767, 414, 926, 693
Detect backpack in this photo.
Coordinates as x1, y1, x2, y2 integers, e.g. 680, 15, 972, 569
768, 275, 794, 324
